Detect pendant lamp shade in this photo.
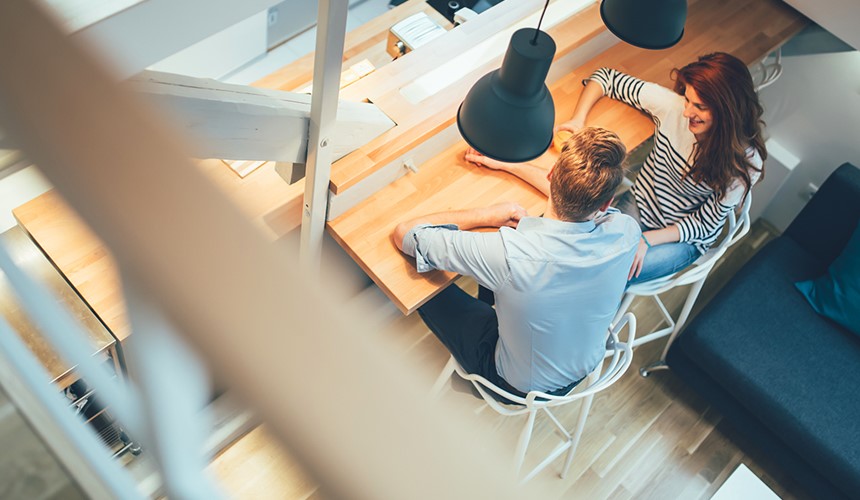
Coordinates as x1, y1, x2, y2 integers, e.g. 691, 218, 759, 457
600, 0, 687, 50
457, 28, 556, 163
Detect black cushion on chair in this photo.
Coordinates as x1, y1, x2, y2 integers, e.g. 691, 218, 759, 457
668, 237, 860, 499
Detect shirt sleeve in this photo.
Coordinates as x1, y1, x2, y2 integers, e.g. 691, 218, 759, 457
674, 151, 762, 244
674, 189, 739, 244
587, 67, 682, 128
401, 224, 511, 290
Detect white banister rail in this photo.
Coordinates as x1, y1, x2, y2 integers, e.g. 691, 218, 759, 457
0, 314, 145, 499
0, 1, 527, 498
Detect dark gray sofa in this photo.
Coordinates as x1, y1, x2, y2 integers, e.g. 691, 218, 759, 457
667, 163, 860, 499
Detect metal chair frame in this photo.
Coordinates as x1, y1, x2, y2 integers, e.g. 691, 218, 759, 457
616, 192, 753, 376
432, 312, 637, 483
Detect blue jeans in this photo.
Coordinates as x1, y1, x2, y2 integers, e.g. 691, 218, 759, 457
615, 190, 701, 285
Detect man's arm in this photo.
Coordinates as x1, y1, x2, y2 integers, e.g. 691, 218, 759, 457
393, 202, 527, 253
464, 148, 551, 197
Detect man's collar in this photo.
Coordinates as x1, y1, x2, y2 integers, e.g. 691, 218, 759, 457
515, 216, 597, 234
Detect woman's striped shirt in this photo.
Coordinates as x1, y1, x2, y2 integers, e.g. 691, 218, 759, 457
588, 68, 762, 254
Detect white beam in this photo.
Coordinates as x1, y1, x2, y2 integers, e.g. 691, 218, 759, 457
122, 280, 223, 499
0, 2, 527, 498
0, 126, 13, 149
129, 70, 394, 163
301, 0, 349, 270
69, 0, 283, 79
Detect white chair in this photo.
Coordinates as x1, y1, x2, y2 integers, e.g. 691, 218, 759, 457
432, 312, 637, 483
614, 192, 752, 376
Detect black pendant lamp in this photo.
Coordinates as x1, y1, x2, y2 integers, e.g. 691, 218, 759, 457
457, 1, 556, 162
600, 0, 687, 50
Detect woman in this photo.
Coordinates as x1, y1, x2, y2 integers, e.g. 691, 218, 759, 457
468, 52, 766, 284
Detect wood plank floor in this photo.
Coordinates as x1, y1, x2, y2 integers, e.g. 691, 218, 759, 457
211, 220, 814, 499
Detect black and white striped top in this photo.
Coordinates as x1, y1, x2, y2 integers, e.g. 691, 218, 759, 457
589, 68, 762, 254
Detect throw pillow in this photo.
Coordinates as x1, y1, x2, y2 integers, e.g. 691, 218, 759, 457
796, 221, 860, 336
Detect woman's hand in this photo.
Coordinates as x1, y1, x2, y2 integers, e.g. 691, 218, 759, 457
464, 148, 517, 173
481, 202, 528, 229
628, 237, 649, 280
554, 117, 586, 135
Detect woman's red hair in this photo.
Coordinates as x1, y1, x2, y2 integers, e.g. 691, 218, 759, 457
672, 52, 767, 199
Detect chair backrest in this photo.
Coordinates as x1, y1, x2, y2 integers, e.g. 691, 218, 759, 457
452, 313, 637, 415
627, 190, 753, 294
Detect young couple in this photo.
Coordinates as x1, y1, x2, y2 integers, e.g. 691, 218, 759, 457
393, 52, 766, 397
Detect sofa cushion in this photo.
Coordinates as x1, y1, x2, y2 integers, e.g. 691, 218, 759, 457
796, 221, 860, 337
785, 163, 860, 265
674, 236, 860, 495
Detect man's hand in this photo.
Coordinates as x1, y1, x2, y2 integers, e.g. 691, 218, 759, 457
464, 148, 517, 173
481, 202, 528, 229
464, 148, 552, 197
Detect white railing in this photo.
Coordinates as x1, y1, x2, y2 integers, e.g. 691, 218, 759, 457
0, 0, 524, 498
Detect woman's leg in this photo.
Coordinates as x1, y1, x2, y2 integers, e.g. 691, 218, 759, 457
628, 242, 701, 285
616, 190, 701, 284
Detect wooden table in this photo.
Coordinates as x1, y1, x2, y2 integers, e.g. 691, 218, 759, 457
11, 0, 451, 343
0, 226, 117, 389
12, 151, 316, 343
327, 0, 808, 314
12, 0, 807, 342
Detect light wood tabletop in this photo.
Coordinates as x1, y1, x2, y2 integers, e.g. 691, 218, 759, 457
0, 226, 116, 389
11, 0, 808, 341
12, 159, 305, 343
327, 0, 808, 314
330, 0, 610, 194
10, 0, 448, 343
13, 191, 131, 342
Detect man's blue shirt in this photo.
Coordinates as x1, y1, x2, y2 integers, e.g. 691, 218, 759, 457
402, 209, 640, 392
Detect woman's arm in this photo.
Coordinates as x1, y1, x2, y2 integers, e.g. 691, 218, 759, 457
561, 68, 679, 135
464, 148, 551, 197
557, 79, 605, 133
628, 225, 681, 280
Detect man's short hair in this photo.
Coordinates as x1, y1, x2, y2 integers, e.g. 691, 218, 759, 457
550, 127, 627, 221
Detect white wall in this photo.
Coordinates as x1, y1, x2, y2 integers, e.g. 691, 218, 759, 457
147, 12, 268, 80
0, 166, 52, 233
784, 0, 860, 51
758, 50, 860, 231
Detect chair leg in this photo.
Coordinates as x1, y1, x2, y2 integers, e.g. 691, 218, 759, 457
660, 278, 706, 359
639, 360, 669, 377
431, 356, 456, 397
611, 292, 635, 329
514, 410, 538, 475
561, 369, 599, 478
606, 293, 637, 359
640, 277, 707, 377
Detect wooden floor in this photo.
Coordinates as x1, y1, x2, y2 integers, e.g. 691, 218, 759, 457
210, 219, 815, 500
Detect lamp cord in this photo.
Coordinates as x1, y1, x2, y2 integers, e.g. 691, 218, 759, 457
531, 0, 551, 45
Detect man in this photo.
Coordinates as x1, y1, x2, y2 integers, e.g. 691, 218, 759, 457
392, 127, 640, 397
